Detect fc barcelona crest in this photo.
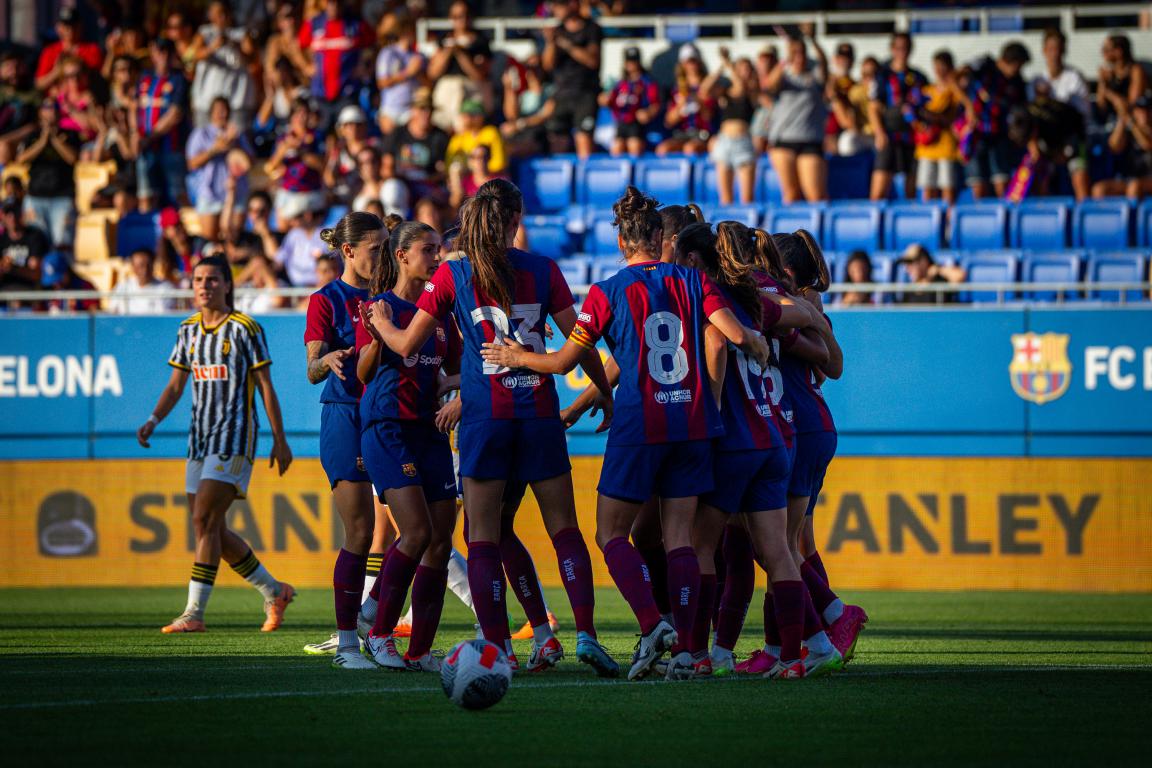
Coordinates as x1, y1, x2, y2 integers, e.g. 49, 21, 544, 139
1009, 332, 1071, 405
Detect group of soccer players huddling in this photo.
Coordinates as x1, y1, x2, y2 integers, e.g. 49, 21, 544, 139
140, 176, 867, 681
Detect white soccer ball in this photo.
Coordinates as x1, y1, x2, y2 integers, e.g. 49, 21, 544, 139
440, 639, 513, 710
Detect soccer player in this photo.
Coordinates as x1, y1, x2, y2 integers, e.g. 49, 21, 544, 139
775, 230, 868, 661
365, 179, 618, 677
301, 212, 384, 669
481, 187, 770, 681
137, 256, 295, 634
357, 221, 462, 671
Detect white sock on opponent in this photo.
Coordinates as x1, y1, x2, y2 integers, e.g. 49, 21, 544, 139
337, 629, 359, 652
822, 598, 845, 625
447, 548, 474, 613
230, 550, 279, 601
185, 581, 213, 619
360, 595, 378, 622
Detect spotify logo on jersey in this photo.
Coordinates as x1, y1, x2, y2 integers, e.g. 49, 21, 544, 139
37, 491, 98, 557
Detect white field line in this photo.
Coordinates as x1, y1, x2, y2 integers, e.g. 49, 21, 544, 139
1, 664, 1150, 711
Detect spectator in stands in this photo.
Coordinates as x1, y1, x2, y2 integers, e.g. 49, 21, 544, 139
915, 51, 961, 205
840, 55, 879, 155
959, 41, 1031, 200
1093, 95, 1152, 200
54, 56, 101, 157
101, 23, 149, 82
157, 207, 204, 275
274, 206, 326, 287
1096, 34, 1148, 125
414, 196, 446, 232
299, 0, 377, 132
542, 0, 604, 159
1009, 88, 1088, 200
869, 32, 927, 201
352, 146, 410, 216
108, 248, 176, 315
191, 1, 259, 129
825, 43, 855, 154
255, 55, 306, 158
265, 98, 326, 226
91, 89, 139, 217
324, 105, 378, 206
35, 7, 104, 92
766, 28, 829, 204
709, 47, 759, 205
449, 144, 506, 209
751, 46, 778, 155
376, 16, 425, 135
1033, 29, 1091, 123
245, 190, 283, 261
0, 198, 49, 294
839, 250, 874, 306
601, 46, 660, 158
163, 11, 200, 80
0, 52, 38, 154
264, 2, 312, 85
427, 1, 492, 131
16, 100, 79, 248
657, 44, 717, 157
446, 98, 506, 173
315, 253, 340, 287
187, 97, 253, 241
106, 55, 140, 114
382, 88, 449, 201
500, 54, 554, 159
896, 244, 965, 305
41, 249, 98, 312
2, 177, 25, 212
136, 39, 190, 212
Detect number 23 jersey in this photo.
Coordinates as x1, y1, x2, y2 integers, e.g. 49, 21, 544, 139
571, 261, 727, 447
417, 249, 575, 423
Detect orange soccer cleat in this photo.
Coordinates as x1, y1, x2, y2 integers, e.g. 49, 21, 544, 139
510, 611, 561, 640
161, 614, 206, 634
393, 616, 413, 638
261, 582, 296, 632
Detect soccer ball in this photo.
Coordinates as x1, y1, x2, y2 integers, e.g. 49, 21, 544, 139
440, 639, 512, 710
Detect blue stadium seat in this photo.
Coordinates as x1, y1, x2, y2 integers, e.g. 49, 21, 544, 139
591, 256, 624, 283
522, 215, 573, 260
578, 157, 633, 208
1138, 200, 1152, 247
1073, 199, 1132, 249
323, 205, 348, 228
517, 158, 575, 212
827, 153, 873, 201
763, 204, 824, 236
557, 255, 591, 287
707, 205, 761, 227
755, 164, 783, 206
950, 203, 1008, 250
1086, 251, 1148, 301
987, 13, 1024, 32
960, 251, 1019, 303
692, 159, 720, 206
116, 212, 160, 257
634, 157, 693, 205
586, 215, 620, 256
1020, 252, 1083, 302
823, 203, 883, 252
910, 16, 972, 34
1011, 201, 1070, 250
884, 202, 945, 252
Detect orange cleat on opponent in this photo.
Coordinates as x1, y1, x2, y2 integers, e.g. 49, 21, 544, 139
510, 611, 561, 640
393, 616, 413, 638
261, 582, 296, 632
161, 614, 206, 634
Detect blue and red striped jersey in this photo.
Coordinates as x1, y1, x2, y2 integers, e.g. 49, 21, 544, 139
779, 316, 836, 435
300, 13, 375, 102
966, 56, 1027, 137
870, 64, 928, 143
417, 249, 575, 422
715, 287, 786, 452
571, 261, 727, 447
137, 70, 188, 152
755, 271, 795, 446
305, 279, 369, 404
608, 74, 661, 124
356, 292, 461, 425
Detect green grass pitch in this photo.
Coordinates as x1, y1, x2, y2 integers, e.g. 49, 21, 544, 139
1, 587, 1150, 765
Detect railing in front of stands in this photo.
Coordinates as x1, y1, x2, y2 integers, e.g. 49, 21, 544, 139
0, 281, 1148, 313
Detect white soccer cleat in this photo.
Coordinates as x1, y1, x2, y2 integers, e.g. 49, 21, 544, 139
365, 633, 406, 670
628, 620, 678, 681
526, 636, 564, 672
664, 651, 697, 681
332, 649, 378, 670
803, 646, 844, 677
709, 647, 735, 676
404, 652, 442, 672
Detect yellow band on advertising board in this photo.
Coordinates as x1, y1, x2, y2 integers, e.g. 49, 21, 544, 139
1, 457, 1149, 591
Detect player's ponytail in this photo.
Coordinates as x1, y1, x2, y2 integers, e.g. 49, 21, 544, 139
320, 211, 386, 261
775, 229, 831, 294
752, 228, 788, 285
370, 220, 437, 296
458, 177, 521, 312
692, 222, 762, 330
614, 186, 663, 259
195, 255, 234, 311
658, 202, 706, 245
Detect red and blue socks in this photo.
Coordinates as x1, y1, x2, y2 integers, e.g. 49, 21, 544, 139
635, 541, 672, 617
333, 549, 367, 651
468, 540, 510, 645
666, 546, 700, 654
713, 525, 755, 651
763, 591, 782, 657
689, 573, 717, 655
406, 565, 447, 659
370, 546, 419, 637
771, 580, 805, 663
552, 527, 596, 637
604, 537, 663, 635
501, 532, 550, 629
802, 555, 845, 625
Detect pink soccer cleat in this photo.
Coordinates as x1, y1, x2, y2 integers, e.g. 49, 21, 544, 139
829, 605, 868, 663
734, 648, 778, 675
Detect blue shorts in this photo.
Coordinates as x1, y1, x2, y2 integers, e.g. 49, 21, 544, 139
458, 418, 571, 484
361, 419, 458, 503
319, 402, 370, 488
702, 446, 792, 514
598, 439, 713, 503
788, 431, 838, 504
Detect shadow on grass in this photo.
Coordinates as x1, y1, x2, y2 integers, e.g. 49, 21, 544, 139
862, 627, 1152, 643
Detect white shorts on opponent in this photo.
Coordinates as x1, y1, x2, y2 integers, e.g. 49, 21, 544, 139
186, 454, 254, 497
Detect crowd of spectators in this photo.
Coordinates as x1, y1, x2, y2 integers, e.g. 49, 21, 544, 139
0, 1, 1150, 312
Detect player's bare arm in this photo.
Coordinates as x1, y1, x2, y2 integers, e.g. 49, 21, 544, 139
307, 339, 352, 384
253, 366, 293, 476
708, 307, 771, 367
704, 323, 728, 410
137, 368, 189, 448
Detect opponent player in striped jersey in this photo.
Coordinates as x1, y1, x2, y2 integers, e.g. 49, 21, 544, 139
300, 212, 384, 669
137, 256, 295, 634
357, 222, 462, 671
775, 230, 867, 661
481, 187, 770, 681
366, 179, 618, 677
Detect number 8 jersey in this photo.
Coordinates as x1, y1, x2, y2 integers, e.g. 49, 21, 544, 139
417, 248, 575, 422
571, 260, 727, 446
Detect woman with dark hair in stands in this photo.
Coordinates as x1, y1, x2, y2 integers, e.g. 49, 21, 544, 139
1096, 33, 1148, 124
707, 47, 760, 206
657, 44, 717, 157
